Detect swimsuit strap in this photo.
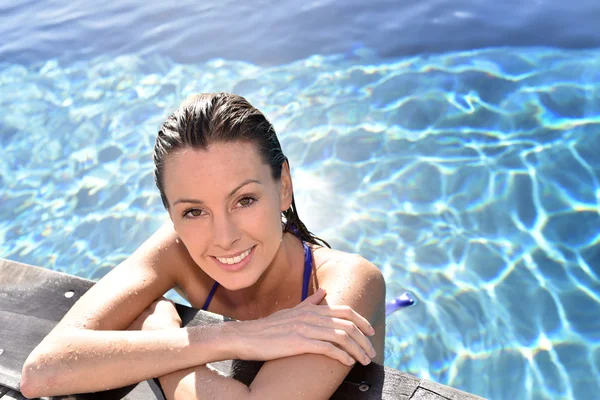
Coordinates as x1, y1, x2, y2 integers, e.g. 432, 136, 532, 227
201, 241, 313, 311
201, 281, 219, 311
301, 241, 313, 301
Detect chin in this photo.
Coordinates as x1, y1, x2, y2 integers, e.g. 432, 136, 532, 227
218, 272, 261, 291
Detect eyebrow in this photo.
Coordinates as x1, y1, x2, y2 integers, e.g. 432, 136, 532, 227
172, 179, 262, 206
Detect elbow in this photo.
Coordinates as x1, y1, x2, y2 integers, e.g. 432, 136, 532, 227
20, 348, 61, 398
20, 358, 45, 398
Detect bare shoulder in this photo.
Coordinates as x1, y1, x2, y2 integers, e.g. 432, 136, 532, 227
311, 246, 386, 318
313, 246, 385, 289
51, 223, 206, 334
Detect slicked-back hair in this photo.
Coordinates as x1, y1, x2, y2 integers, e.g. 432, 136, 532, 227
153, 92, 330, 248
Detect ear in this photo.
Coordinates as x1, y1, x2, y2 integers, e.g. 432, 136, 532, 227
279, 160, 293, 211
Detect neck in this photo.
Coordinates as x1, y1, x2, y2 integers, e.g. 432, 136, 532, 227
224, 232, 304, 316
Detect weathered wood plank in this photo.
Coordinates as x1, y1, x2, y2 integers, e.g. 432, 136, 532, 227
0, 385, 11, 396
0, 258, 486, 399
420, 379, 485, 400
410, 387, 447, 400
0, 385, 27, 400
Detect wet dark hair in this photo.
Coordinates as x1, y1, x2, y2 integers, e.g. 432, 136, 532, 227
153, 92, 330, 248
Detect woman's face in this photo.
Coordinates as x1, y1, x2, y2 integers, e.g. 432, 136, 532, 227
163, 142, 292, 290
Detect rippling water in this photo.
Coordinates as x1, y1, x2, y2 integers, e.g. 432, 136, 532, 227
1, 47, 599, 399
2, 0, 600, 65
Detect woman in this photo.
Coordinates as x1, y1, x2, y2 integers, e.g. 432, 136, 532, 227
21, 93, 386, 399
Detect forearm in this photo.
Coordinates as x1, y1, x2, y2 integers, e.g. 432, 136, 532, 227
21, 324, 233, 398
159, 364, 251, 400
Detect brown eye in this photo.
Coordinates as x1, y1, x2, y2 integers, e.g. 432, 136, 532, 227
238, 197, 255, 207
184, 209, 203, 218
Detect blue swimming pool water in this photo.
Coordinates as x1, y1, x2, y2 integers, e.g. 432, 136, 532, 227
1, 2, 600, 400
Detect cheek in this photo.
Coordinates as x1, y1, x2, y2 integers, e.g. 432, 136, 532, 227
172, 221, 210, 256
243, 199, 283, 238
175, 228, 197, 255
262, 197, 285, 229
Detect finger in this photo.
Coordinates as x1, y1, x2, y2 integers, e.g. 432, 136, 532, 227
305, 340, 355, 366
307, 316, 376, 359
308, 304, 374, 337
302, 287, 327, 305
300, 326, 371, 366
325, 305, 375, 337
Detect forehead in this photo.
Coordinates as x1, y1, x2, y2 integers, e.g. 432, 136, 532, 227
163, 142, 271, 199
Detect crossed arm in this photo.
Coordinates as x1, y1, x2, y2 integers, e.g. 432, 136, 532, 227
154, 258, 386, 400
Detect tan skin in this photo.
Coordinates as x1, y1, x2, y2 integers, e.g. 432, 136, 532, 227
20, 142, 386, 400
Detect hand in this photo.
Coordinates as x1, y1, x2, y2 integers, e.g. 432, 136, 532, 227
227, 288, 376, 366
127, 297, 182, 331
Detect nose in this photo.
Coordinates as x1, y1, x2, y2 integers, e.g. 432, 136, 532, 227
212, 214, 241, 249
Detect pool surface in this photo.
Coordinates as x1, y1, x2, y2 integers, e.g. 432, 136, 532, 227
1, 1, 600, 399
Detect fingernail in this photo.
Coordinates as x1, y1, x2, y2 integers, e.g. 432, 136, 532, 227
369, 326, 376, 336
370, 349, 377, 358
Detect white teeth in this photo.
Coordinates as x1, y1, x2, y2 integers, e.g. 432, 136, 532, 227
216, 248, 251, 265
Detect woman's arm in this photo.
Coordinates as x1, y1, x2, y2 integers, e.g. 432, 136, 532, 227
20, 325, 233, 398
20, 224, 196, 397
156, 255, 386, 400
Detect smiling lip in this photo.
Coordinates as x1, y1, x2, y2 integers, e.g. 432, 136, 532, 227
212, 246, 255, 272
